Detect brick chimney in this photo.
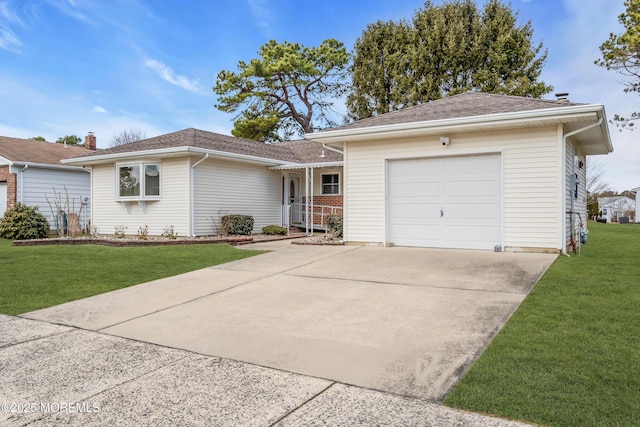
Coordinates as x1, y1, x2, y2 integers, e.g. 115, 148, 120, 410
555, 92, 570, 103
85, 132, 97, 150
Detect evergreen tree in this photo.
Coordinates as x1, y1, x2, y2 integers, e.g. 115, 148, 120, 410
348, 0, 552, 120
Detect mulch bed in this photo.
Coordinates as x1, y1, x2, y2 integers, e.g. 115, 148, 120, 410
12, 233, 306, 247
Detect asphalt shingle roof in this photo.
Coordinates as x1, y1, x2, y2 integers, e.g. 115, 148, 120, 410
323, 92, 586, 132
74, 128, 342, 164
0, 136, 95, 166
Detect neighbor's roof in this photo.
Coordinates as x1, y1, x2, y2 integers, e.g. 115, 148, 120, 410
64, 128, 342, 165
0, 136, 94, 166
326, 92, 586, 132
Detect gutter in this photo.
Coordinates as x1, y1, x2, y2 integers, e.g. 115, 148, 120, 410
62, 146, 295, 167
190, 153, 209, 237
562, 117, 603, 255
11, 161, 89, 172
306, 104, 606, 142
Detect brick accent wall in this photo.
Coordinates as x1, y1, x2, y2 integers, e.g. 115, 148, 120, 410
301, 195, 343, 226
306, 195, 343, 207
0, 166, 17, 211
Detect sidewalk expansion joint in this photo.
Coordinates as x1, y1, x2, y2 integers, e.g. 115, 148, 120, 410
269, 382, 336, 426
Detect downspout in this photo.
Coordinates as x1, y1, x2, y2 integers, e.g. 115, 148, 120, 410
562, 118, 603, 254
82, 166, 91, 233
190, 153, 209, 237
19, 165, 28, 203
322, 143, 343, 155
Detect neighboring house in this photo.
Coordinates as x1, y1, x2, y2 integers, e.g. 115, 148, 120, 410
0, 135, 96, 231
62, 129, 343, 237
633, 187, 640, 222
597, 196, 635, 223
307, 92, 613, 253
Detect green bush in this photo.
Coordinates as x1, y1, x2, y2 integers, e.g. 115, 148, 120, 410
221, 215, 254, 235
262, 225, 288, 235
326, 213, 343, 238
0, 203, 50, 240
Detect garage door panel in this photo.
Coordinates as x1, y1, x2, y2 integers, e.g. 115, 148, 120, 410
390, 205, 440, 222
388, 155, 502, 250
443, 203, 501, 219
443, 180, 501, 197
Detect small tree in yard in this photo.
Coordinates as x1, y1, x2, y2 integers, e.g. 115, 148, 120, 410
45, 186, 84, 237
0, 203, 50, 240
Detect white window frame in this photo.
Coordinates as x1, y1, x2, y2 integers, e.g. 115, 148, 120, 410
321, 173, 340, 195
115, 162, 161, 201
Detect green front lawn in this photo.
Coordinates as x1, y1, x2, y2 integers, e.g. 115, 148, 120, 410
0, 239, 265, 315
446, 222, 640, 426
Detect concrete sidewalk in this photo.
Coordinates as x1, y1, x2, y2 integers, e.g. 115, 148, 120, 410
0, 314, 536, 426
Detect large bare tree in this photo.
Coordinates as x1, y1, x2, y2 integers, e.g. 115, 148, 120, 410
110, 128, 146, 148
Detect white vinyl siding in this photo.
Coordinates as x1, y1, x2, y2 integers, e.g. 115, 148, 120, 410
193, 157, 281, 235
565, 138, 588, 245
18, 167, 90, 231
91, 158, 190, 237
345, 126, 562, 250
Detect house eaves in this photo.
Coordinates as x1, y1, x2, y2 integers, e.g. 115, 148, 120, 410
8, 160, 89, 172
62, 146, 298, 167
268, 161, 344, 170
306, 104, 613, 155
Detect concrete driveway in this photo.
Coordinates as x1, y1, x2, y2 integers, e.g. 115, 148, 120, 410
24, 240, 556, 402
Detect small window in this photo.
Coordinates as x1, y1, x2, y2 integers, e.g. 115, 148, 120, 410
322, 173, 340, 195
117, 163, 160, 200
145, 165, 160, 196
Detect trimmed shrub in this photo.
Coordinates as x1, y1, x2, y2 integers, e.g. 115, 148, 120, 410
262, 225, 288, 235
221, 215, 254, 235
326, 213, 343, 238
0, 203, 50, 240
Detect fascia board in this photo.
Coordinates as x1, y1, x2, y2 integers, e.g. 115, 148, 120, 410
62, 146, 296, 167
6, 161, 87, 172
306, 105, 605, 143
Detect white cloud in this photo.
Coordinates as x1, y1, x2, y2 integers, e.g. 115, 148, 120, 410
0, 2, 23, 53
45, 0, 92, 24
247, 0, 274, 36
93, 106, 106, 113
0, 26, 21, 53
143, 58, 205, 94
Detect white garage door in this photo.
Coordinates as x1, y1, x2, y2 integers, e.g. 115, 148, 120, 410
0, 182, 7, 216
388, 154, 502, 250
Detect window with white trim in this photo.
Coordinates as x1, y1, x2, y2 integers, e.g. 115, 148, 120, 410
117, 163, 161, 200
321, 173, 340, 195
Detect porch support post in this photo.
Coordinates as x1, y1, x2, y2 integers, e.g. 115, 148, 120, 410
310, 166, 314, 237
305, 166, 310, 235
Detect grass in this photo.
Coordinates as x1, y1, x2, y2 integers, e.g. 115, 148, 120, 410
0, 239, 265, 315
445, 222, 640, 426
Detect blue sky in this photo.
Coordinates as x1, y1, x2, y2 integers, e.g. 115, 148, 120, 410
0, 0, 637, 191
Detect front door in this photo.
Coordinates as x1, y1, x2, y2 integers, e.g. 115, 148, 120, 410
287, 174, 302, 224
